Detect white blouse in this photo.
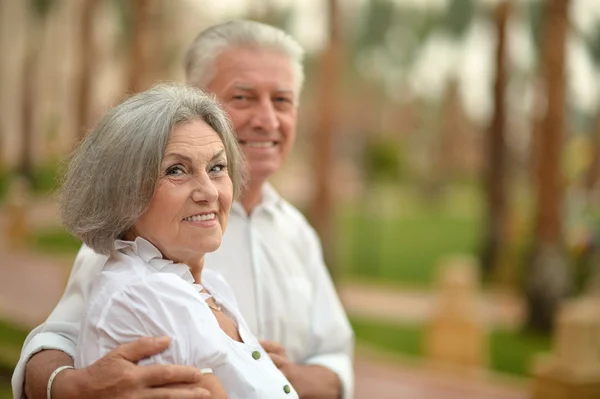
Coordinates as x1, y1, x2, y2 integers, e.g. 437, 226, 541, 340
75, 237, 298, 399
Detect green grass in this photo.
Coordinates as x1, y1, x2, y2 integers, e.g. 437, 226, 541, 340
0, 319, 29, 398
350, 316, 551, 377
490, 328, 551, 376
338, 187, 482, 287
351, 317, 422, 357
0, 385, 12, 399
32, 227, 82, 255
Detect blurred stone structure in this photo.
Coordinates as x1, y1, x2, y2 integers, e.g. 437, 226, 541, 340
531, 298, 600, 399
424, 256, 488, 369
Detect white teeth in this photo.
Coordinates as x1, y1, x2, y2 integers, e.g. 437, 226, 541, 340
243, 141, 275, 148
184, 213, 216, 222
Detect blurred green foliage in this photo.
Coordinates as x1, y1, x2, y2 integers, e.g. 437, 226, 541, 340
440, 0, 475, 39
0, 319, 29, 398
30, 161, 63, 195
0, 162, 62, 202
338, 186, 481, 287
363, 135, 403, 183
351, 316, 551, 377
32, 227, 81, 255
0, 168, 9, 202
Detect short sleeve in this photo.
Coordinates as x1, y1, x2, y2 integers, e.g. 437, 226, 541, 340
92, 273, 228, 368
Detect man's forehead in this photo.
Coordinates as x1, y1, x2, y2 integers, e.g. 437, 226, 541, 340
233, 82, 294, 94
211, 47, 295, 86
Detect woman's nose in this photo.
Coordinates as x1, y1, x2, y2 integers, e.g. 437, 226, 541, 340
191, 176, 218, 203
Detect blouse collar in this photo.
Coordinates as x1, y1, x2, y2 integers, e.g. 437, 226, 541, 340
114, 237, 196, 286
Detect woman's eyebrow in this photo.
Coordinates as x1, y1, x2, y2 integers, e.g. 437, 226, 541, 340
163, 153, 193, 163
211, 149, 226, 161
163, 148, 225, 164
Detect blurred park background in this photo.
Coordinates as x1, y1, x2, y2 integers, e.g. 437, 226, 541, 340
1, 0, 600, 398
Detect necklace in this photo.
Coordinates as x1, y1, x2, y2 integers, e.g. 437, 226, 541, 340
207, 299, 222, 312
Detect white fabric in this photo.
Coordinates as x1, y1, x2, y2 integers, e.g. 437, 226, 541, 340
75, 237, 297, 399
12, 184, 354, 399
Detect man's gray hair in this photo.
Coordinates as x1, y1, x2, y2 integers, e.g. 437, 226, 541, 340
184, 20, 305, 100
60, 83, 245, 255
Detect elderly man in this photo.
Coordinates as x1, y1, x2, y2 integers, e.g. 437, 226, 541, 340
13, 20, 353, 399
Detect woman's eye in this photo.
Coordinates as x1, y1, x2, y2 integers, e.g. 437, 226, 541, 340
166, 165, 185, 176
210, 164, 227, 173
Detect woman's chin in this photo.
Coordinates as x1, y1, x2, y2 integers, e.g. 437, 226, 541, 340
198, 238, 223, 255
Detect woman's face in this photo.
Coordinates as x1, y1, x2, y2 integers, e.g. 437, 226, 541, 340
130, 119, 233, 264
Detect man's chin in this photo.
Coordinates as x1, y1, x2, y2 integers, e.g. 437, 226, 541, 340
247, 164, 280, 183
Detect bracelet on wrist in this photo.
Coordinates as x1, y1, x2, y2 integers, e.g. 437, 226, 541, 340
47, 365, 75, 399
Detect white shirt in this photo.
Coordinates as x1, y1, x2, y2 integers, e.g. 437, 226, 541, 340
76, 237, 298, 399
12, 184, 354, 398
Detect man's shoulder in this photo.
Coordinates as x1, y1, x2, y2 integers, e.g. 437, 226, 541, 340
278, 198, 313, 231
75, 243, 108, 268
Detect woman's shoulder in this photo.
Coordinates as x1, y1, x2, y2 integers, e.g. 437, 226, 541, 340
87, 253, 197, 317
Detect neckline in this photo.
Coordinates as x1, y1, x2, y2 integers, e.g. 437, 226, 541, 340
196, 280, 255, 347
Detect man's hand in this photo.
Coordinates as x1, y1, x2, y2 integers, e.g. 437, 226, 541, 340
259, 340, 341, 399
25, 337, 211, 399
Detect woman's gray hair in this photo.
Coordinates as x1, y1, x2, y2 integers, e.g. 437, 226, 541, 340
184, 20, 305, 101
60, 83, 245, 255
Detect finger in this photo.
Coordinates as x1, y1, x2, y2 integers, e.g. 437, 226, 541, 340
138, 386, 212, 399
259, 340, 286, 357
268, 353, 288, 369
111, 337, 171, 362
141, 364, 204, 387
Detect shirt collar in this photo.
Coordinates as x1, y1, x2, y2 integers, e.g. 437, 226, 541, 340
114, 237, 195, 285
231, 182, 283, 217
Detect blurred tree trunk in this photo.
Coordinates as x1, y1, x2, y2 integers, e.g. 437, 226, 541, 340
309, 0, 342, 280
0, 0, 4, 168
145, 1, 168, 84
480, 1, 511, 278
584, 112, 600, 294
20, 0, 54, 180
20, 42, 36, 180
75, 0, 100, 141
526, 0, 572, 332
127, 0, 151, 93
584, 114, 600, 193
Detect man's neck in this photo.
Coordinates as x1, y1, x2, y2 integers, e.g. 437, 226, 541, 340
240, 179, 266, 215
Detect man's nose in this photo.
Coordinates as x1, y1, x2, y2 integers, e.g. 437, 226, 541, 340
251, 99, 280, 132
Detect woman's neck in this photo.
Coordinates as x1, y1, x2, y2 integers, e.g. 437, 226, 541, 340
186, 255, 205, 284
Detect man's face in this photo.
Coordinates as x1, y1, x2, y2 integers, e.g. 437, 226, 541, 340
205, 47, 298, 185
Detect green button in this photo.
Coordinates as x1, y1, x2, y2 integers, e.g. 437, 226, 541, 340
252, 350, 261, 360
284, 385, 291, 394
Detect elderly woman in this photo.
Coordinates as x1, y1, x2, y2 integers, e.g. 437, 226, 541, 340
61, 83, 298, 399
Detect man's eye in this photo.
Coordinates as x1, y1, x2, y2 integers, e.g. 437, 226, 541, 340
233, 95, 248, 101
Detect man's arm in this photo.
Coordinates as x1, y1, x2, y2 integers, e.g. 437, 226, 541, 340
12, 245, 104, 398
292, 226, 355, 399
24, 350, 75, 399
23, 338, 211, 399
13, 245, 212, 399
